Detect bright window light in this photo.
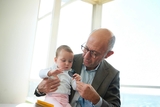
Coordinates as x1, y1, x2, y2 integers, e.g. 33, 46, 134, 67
57, 0, 92, 54
102, 0, 160, 87
102, 0, 160, 106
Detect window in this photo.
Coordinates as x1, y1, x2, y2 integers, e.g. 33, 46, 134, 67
27, 0, 53, 102
102, 0, 160, 106
57, 0, 92, 54
27, 0, 92, 102
28, 0, 160, 106
30, 0, 53, 80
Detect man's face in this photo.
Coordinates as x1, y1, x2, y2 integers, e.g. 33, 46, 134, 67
82, 42, 106, 70
82, 28, 113, 70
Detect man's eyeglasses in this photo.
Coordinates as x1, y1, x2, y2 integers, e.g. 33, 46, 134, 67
81, 44, 101, 58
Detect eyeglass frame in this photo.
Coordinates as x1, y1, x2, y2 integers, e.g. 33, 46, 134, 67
81, 44, 102, 58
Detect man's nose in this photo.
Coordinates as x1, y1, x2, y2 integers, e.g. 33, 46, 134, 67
84, 51, 91, 58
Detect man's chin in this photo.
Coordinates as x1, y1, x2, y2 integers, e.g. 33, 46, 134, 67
83, 61, 90, 67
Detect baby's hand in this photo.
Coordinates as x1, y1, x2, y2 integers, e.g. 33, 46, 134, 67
73, 73, 81, 81
48, 69, 63, 77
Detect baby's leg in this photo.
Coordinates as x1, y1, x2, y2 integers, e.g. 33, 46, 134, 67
45, 95, 63, 107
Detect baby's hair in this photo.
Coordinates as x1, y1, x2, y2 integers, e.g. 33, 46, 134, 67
56, 45, 73, 57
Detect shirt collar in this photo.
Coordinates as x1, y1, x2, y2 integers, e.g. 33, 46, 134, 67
83, 63, 101, 72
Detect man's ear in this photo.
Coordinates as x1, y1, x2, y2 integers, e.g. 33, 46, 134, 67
104, 51, 114, 58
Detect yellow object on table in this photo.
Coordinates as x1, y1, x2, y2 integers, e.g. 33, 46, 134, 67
36, 100, 54, 107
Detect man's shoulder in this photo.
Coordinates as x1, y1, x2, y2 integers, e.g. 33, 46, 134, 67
72, 54, 83, 74
73, 54, 83, 61
74, 53, 82, 57
101, 60, 120, 73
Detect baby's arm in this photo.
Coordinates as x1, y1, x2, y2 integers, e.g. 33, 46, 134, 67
48, 69, 63, 78
39, 68, 50, 79
39, 68, 62, 79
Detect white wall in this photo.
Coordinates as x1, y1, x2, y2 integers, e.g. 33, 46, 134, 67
0, 0, 39, 103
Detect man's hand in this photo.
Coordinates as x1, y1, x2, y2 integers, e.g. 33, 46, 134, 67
38, 76, 60, 94
76, 81, 100, 105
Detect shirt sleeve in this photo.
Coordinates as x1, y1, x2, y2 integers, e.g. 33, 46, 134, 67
39, 68, 50, 79
94, 97, 102, 107
34, 87, 46, 97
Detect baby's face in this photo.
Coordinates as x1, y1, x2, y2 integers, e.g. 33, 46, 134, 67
55, 49, 74, 71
